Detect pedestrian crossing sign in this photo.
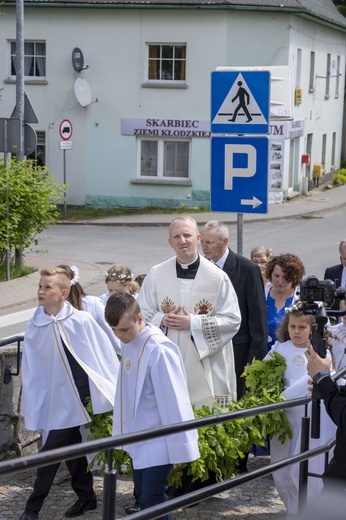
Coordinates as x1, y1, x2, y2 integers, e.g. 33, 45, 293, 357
211, 70, 270, 134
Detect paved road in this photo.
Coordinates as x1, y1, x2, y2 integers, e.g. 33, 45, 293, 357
2, 204, 345, 338
0, 456, 287, 520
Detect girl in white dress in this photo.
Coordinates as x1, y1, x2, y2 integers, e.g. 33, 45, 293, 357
266, 302, 336, 516
99, 265, 140, 305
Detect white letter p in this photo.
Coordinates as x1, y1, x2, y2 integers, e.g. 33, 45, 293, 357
224, 144, 257, 190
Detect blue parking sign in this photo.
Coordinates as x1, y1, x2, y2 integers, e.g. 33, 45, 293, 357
211, 136, 269, 214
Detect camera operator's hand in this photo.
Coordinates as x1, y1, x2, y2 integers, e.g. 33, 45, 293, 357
305, 343, 331, 380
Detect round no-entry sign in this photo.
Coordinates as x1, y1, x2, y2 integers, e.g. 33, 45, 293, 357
59, 119, 73, 140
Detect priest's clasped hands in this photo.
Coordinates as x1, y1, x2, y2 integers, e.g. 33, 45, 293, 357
162, 307, 191, 330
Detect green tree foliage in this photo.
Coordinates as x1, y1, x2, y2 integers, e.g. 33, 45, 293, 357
0, 159, 64, 266
333, 0, 346, 16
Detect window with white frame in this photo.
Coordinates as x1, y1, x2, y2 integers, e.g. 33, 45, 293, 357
296, 48, 302, 88
146, 44, 186, 83
10, 41, 46, 79
335, 55, 340, 97
331, 132, 336, 168
325, 53, 331, 98
306, 133, 313, 179
139, 139, 189, 180
322, 134, 327, 167
309, 51, 315, 92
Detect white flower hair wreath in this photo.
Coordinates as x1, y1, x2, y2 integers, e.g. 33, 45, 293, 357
70, 265, 80, 286
285, 301, 303, 314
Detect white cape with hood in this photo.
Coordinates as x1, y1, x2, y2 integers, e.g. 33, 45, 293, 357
112, 323, 200, 470
21, 301, 119, 432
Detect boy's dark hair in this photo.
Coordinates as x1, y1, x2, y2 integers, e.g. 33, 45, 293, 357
105, 292, 141, 327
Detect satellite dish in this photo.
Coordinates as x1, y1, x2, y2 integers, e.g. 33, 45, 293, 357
72, 47, 84, 73
74, 78, 92, 107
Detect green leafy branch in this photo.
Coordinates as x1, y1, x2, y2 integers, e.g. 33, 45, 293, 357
85, 351, 291, 486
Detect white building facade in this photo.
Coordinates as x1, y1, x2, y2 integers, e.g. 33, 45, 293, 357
0, 0, 345, 208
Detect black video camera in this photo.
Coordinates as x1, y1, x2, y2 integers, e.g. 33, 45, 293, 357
298, 275, 346, 357
299, 275, 336, 314
299, 275, 346, 439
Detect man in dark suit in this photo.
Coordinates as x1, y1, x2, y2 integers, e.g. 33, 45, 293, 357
200, 220, 268, 400
324, 240, 346, 319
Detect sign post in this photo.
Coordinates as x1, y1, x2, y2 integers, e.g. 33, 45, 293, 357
59, 119, 73, 218
210, 70, 271, 254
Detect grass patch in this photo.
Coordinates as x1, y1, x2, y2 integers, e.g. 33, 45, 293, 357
57, 205, 210, 222
0, 263, 36, 282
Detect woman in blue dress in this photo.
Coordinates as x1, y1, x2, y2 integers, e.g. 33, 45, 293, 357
265, 253, 305, 351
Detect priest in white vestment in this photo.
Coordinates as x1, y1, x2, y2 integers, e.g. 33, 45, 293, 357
137, 216, 241, 408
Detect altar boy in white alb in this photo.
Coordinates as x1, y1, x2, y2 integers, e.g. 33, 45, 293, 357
19, 267, 119, 520
105, 292, 200, 520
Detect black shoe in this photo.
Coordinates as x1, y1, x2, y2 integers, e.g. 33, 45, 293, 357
19, 512, 39, 520
65, 494, 97, 517
125, 500, 140, 515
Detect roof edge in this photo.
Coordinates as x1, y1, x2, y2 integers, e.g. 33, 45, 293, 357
2, 1, 346, 32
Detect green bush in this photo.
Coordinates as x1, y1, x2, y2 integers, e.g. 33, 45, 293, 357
333, 168, 346, 186
0, 159, 64, 267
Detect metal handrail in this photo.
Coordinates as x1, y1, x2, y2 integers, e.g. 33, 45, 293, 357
0, 334, 24, 384
0, 396, 333, 520
0, 397, 311, 476
0, 333, 343, 520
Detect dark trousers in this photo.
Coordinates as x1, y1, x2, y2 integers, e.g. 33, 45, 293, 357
25, 426, 94, 514
323, 457, 346, 490
132, 464, 173, 520
233, 341, 249, 400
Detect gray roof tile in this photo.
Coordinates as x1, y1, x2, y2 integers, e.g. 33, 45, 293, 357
3, 0, 346, 29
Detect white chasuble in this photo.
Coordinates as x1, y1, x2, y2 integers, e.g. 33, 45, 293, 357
137, 255, 241, 408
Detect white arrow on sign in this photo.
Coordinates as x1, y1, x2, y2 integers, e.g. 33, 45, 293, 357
241, 196, 263, 208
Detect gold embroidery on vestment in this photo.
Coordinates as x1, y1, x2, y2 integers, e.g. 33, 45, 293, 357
161, 298, 176, 314
194, 299, 213, 315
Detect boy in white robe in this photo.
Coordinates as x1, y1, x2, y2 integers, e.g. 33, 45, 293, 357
105, 292, 200, 520
19, 267, 119, 520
